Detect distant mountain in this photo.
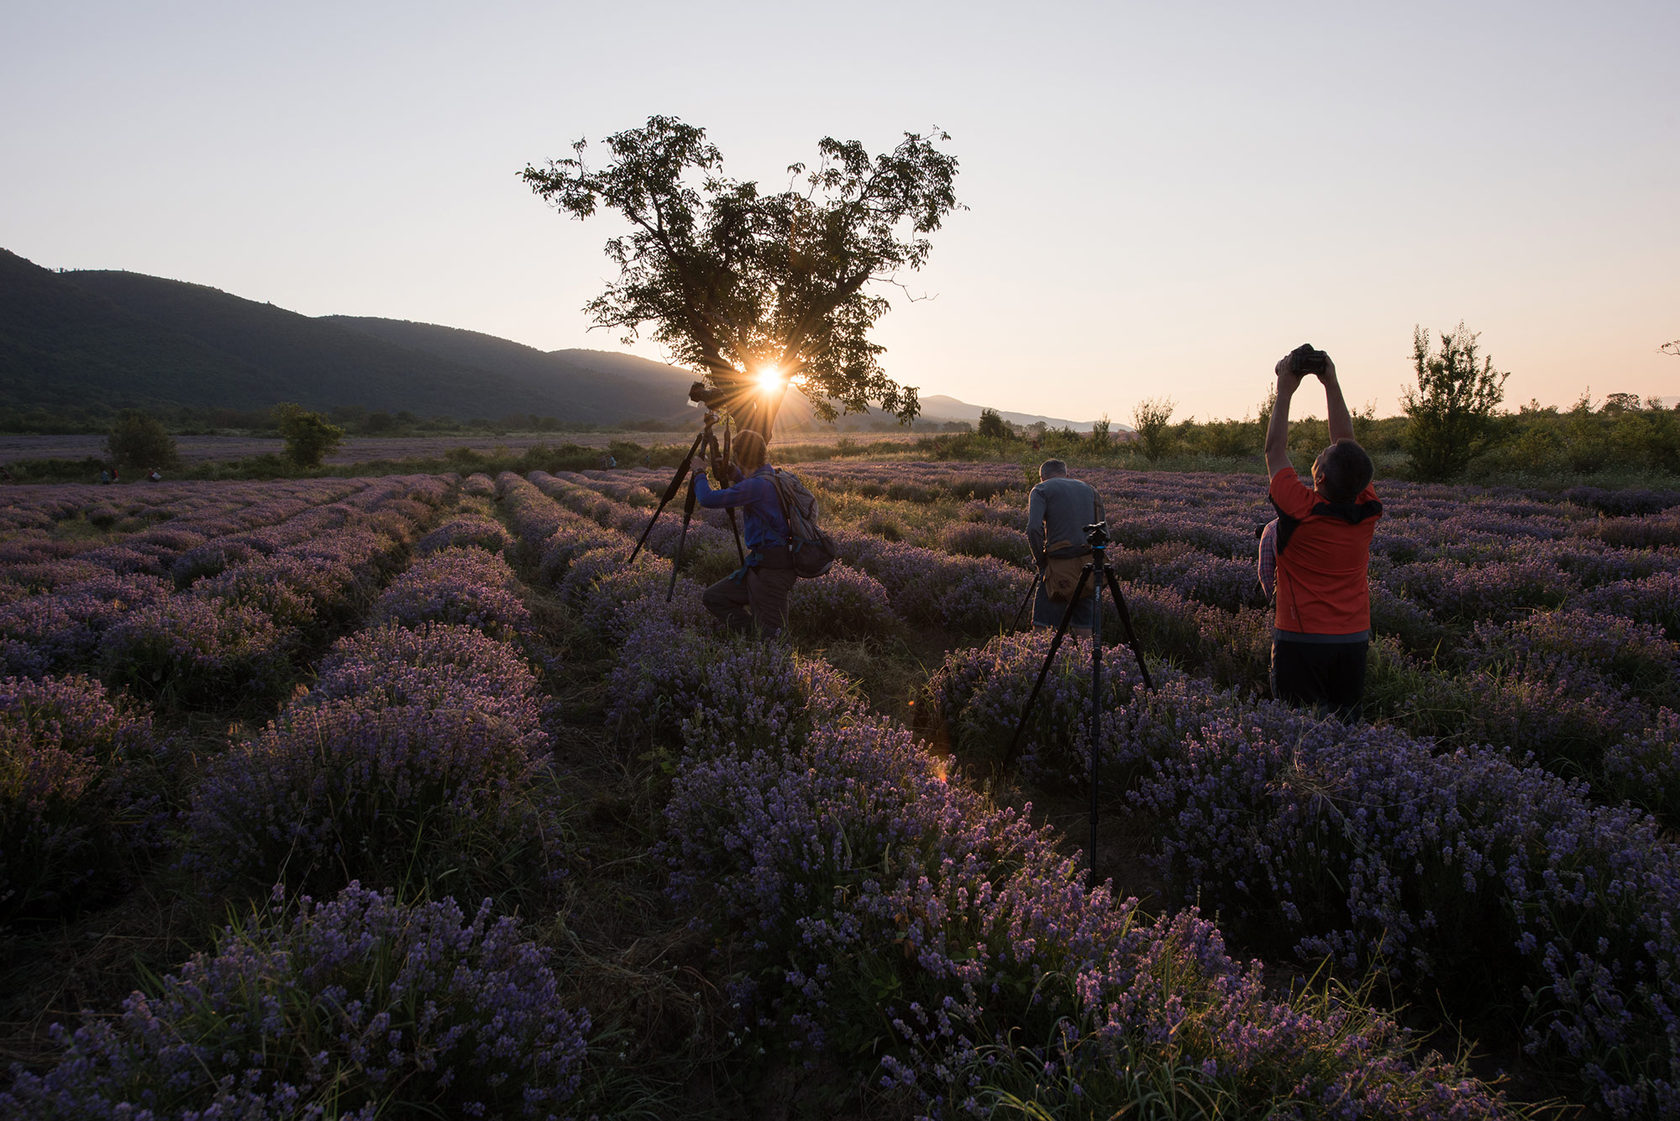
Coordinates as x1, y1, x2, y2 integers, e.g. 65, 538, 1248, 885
916, 394, 1117, 433
0, 250, 700, 425
0, 248, 1107, 431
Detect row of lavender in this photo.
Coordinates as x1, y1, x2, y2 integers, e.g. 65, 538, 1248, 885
493, 470, 1519, 1119
1, 477, 456, 933
0, 476, 452, 704
564, 464, 1680, 827
933, 633, 1680, 1117
551, 463, 1680, 1115
5, 482, 592, 1118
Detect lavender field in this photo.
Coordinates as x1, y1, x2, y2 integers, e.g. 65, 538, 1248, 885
2, 461, 1678, 1118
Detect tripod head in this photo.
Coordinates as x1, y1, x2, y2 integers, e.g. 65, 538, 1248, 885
1085, 521, 1111, 550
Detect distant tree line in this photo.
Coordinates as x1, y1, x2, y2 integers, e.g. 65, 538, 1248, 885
939, 324, 1679, 485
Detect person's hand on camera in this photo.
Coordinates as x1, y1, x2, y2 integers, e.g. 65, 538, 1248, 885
1274, 354, 1303, 393
1317, 354, 1338, 384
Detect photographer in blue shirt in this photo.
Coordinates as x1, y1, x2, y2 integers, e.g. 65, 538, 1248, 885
690, 430, 796, 639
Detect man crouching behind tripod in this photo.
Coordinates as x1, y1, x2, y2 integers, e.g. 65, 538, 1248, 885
691, 430, 796, 639
1264, 344, 1382, 721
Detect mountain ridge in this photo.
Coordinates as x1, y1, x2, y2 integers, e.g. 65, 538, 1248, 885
1, 249, 1111, 431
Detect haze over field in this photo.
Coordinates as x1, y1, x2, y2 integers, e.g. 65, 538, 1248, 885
4, 1, 1675, 423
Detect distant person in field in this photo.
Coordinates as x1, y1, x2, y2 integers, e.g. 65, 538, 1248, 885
690, 429, 795, 639
1026, 459, 1106, 638
1264, 344, 1382, 721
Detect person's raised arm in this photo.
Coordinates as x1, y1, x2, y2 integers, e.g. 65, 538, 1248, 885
1265, 356, 1301, 479
1320, 355, 1354, 444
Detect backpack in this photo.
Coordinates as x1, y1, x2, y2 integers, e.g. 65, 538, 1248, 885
769, 468, 838, 578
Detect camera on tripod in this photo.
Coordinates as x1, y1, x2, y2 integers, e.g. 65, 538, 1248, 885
1085, 521, 1110, 548
688, 381, 729, 409
1288, 344, 1329, 378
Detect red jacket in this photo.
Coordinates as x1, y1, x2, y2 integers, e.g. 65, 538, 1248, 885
1267, 467, 1381, 638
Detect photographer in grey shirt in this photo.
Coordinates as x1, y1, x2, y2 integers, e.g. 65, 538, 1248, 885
1026, 460, 1106, 637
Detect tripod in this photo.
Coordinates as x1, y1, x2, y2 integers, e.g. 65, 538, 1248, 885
628, 411, 746, 599
1002, 522, 1152, 888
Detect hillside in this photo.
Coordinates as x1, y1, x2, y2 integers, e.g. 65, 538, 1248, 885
0, 251, 700, 425
1, 249, 1104, 432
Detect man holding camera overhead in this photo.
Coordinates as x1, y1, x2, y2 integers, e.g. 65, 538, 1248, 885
1264, 345, 1382, 721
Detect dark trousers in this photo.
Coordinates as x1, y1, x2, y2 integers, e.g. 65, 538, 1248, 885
1271, 638, 1368, 722
703, 563, 798, 638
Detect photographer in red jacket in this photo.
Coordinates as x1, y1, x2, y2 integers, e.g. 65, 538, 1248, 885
1263, 344, 1382, 720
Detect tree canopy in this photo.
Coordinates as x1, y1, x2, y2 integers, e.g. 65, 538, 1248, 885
105, 409, 178, 471
274, 402, 343, 468
522, 116, 961, 435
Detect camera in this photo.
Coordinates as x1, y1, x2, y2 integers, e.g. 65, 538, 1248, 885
1288, 343, 1328, 377
688, 381, 729, 408
1084, 521, 1110, 548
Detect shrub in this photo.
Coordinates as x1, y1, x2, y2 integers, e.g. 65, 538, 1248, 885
0, 674, 166, 928
415, 513, 514, 557
181, 695, 568, 906
1129, 693, 1680, 1117
99, 595, 293, 708
1, 884, 590, 1119
785, 563, 900, 642
371, 546, 532, 641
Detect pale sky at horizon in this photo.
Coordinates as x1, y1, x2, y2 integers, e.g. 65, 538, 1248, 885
4, 1, 1675, 426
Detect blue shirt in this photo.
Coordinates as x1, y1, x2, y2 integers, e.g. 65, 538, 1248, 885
693, 464, 789, 555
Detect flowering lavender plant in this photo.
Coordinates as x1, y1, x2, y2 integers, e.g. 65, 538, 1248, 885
0, 674, 166, 928
0, 883, 591, 1119
370, 546, 533, 641
181, 693, 567, 906
99, 594, 293, 709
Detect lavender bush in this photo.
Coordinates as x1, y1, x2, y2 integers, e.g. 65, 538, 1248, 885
99, 594, 293, 708
1126, 690, 1680, 1117
662, 683, 1514, 1118
181, 693, 568, 906
785, 562, 901, 642
0, 884, 590, 1119
0, 674, 167, 928
370, 545, 533, 641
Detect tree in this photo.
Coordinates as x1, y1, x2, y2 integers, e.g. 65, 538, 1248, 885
105, 410, 178, 472
522, 116, 961, 437
274, 403, 343, 468
1131, 397, 1175, 463
1089, 414, 1112, 450
1400, 323, 1509, 481
977, 408, 1010, 439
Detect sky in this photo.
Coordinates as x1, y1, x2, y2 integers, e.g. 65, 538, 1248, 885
4, 1, 1676, 426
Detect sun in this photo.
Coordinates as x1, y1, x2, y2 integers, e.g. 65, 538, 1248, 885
754, 364, 786, 393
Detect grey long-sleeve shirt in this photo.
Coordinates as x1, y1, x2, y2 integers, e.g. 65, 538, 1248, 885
1026, 476, 1105, 566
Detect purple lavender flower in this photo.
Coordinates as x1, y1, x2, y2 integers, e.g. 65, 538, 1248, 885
0, 674, 166, 928
0, 883, 590, 1119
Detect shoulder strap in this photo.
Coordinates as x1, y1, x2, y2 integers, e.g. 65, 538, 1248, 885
767, 469, 794, 544
1271, 497, 1381, 553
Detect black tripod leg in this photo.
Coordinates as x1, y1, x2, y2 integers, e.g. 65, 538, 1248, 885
631, 430, 705, 563
1088, 563, 1104, 890
665, 477, 699, 602
1001, 566, 1092, 770
726, 508, 745, 565
1013, 569, 1042, 629
1101, 565, 1153, 691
